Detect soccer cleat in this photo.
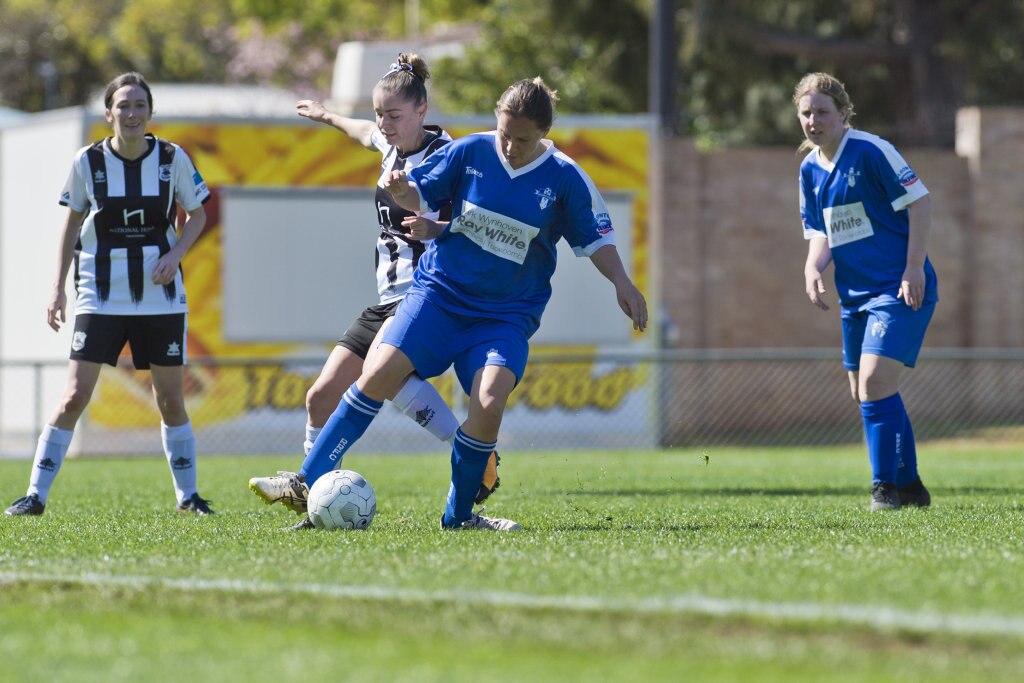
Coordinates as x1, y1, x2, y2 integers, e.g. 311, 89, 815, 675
869, 482, 901, 511
5, 494, 45, 516
442, 508, 521, 532
285, 516, 315, 531
248, 471, 309, 514
177, 493, 215, 515
473, 450, 501, 505
898, 479, 931, 508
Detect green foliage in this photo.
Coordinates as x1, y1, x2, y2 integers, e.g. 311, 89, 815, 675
2, 445, 1024, 681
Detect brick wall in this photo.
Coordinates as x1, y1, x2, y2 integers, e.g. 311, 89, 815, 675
658, 106, 1024, 350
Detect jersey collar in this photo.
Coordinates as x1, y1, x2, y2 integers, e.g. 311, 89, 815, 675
493, 133, 555, 178
814, 128, 851, 172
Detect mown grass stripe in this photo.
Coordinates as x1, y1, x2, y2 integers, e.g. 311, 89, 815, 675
3, 571, 1023, 638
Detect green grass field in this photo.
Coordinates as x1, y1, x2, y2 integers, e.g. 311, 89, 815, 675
2, 443, 1022, 682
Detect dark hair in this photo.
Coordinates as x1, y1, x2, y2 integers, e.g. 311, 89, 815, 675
495, 77, 559, 132
374, 52, 430, 106
103, 72, 153, 111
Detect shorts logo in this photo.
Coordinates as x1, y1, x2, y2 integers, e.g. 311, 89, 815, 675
485, 348, 508, 367
871, 320, 888, 338
166, 341, 181, 357
72, 331, 87, 351
535, 187, 555, 209
159, 164, 173, 182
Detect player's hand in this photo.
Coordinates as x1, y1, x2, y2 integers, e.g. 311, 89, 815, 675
384, 170, 411, 198
151, 253, 181, 286
615, 279, 648, 331
296, 100, 328, 123
47, 288, 67, 332
401, 215, 442, 241
898, 265, 925, 311
805, 269, 830, 311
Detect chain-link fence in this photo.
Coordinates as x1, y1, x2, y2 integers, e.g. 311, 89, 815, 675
1, 349, 1022, 458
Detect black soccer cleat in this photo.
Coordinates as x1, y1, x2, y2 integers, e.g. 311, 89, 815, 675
5, 494, 45, 516
177, 493, 215, 515
285, 516, 315, 531
474, 451, 501, 505
869, 482, 901, 511
897, 479, 931, 508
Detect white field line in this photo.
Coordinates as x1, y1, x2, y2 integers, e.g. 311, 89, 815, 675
2, 570, 1023, 638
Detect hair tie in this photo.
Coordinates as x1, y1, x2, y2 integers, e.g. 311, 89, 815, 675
380, 62, 415, 81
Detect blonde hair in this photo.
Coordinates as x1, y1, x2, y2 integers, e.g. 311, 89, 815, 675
375, 52, 430, 106
495, 77, 559, 131
793, 72, 855, 153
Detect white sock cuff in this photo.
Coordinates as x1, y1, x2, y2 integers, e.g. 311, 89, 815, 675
41, 424, 74, 446
161, 420, 194, 441
392, 375, 424, 411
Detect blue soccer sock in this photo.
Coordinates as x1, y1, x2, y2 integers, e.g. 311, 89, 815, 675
300, 385, 382, 487
861, 393, 906, 485
896, 410, 920, 487
442, 429, 496, 528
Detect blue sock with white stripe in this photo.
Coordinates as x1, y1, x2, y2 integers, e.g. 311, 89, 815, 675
896, 410, 920, 487
861, 393, 905, 485
300, 384, 382, 487
442, 429, 496, 528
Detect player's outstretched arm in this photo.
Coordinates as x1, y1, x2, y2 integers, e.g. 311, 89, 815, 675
296, 100, 376, 149
589, 244, 648, 331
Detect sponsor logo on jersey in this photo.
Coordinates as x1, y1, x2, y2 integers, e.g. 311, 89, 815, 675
822, 201, 874, 248
159, 164, 173, 182
61, 191, 71, 203
451, 201, 540, 264
535, 187, 556, 210
71, 331, 87, 351
192, 170, 208, 195
870, 320, 888, 338
843, 167, 861, 187
93, 169, 106, 184
166, 341, 181, 357
465, 166, 484, 178
595, 211, 613, 235
897, 166, 919, 187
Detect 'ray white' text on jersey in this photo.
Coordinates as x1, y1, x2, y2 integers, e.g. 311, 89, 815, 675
60, 134, 210, 315
799, 128, 936, 310
408, 131, 615, 336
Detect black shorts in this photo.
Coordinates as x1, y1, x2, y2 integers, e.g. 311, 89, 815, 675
337, 301, 400, 359
70, 313, 187, 370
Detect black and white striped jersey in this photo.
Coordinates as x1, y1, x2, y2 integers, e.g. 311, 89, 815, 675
370, 125, 452, 304
59, 134, 210, 315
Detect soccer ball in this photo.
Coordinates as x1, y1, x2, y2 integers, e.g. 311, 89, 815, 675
307, 469, 377, 530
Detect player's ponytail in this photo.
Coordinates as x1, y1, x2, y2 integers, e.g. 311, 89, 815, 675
376, 53, 430, 106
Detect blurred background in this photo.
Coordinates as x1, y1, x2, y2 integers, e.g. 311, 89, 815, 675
1, 0, 1022, 456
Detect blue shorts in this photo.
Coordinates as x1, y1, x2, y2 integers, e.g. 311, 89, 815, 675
841, 303, 935, 371
381, 290, 529, 395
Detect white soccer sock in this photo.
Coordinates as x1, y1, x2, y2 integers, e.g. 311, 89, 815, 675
161, 421, 198, 503
27, 425, 74, 504
304, 424, 322, 455
392, 375, 460, 443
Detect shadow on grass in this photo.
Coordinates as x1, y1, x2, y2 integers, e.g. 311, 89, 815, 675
564, 486, 865, 497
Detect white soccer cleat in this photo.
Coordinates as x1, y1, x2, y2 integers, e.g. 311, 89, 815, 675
444, 509, 521, 532
248, 471, 309, 514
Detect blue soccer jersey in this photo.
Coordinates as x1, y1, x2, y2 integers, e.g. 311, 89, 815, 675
407, 131, 615, 336
799, 129, 937, 310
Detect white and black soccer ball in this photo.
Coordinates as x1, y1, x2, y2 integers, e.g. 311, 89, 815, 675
307, 469, 376, 530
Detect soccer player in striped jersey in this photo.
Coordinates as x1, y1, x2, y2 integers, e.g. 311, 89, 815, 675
248, 54, 499, 528
796, 72, 936, 511
270, 77, 647, 531
5, 72, 214, 516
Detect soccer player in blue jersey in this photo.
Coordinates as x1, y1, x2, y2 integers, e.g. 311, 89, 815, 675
795, 72, 936, 511
262, 77, 647, 531
248, 54, 500, 527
